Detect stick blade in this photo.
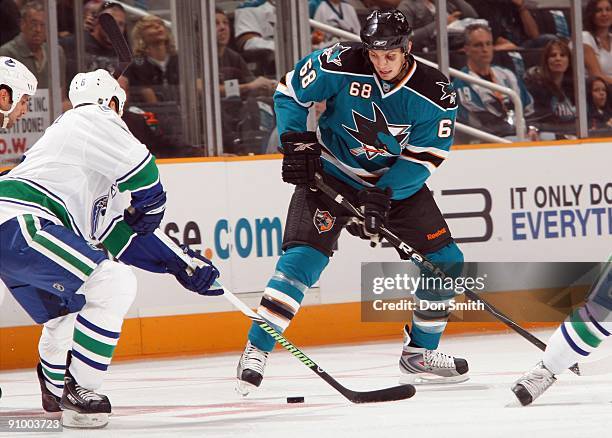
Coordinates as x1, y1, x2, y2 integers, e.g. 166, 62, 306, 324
346, 384, 416, 403
98, 13, 132, 77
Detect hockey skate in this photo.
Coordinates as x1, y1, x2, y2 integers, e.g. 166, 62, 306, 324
36, 363, 62, 413
236, 340, 269, 396
399, 326, 469, 384
60, 353, 111, 428
511, 362, 557, 406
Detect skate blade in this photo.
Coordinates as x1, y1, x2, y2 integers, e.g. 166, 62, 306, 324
510, 384, 534, 406
62, 410, 109, 429
235, 379, 258, 396
399, 372, 470, 385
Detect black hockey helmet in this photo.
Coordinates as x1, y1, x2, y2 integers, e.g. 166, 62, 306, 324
360, 9, 413, 51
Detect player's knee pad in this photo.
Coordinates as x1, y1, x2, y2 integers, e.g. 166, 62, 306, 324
414, 241, 464, 304
79, 260, 137, 318
277, 245, 329, 288
425, 241, 464, 277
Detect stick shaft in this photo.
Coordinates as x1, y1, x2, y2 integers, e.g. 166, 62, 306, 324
312, 174, 581, 373
152, 229, 416, 402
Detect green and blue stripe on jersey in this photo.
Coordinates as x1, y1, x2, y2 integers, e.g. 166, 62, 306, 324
0, 177, 83, 236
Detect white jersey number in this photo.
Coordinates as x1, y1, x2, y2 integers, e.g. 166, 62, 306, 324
349, 82, 372, 99
299, 59, 317, 88
438, 119, 453, 138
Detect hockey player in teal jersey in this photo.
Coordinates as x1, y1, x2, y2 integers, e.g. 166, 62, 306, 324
236, 9, 468, 395
512, 261, 611, 406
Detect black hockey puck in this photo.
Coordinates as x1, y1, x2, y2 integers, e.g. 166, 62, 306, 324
286, 396, 304, 403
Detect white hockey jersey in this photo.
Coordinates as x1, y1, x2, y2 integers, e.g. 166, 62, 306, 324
313, 0, 361, 48
234, 0, 276, 51
0, 104, 160, 256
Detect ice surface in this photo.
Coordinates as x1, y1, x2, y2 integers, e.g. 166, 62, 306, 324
1, 330, 611, 437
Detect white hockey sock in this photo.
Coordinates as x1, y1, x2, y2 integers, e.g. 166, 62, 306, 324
38, 313, 76, 398
69, 261, 136, 390
543, 302, 611, 375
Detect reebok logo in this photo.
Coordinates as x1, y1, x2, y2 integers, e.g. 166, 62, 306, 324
426, 227, 447, 241
293, 142, 316, 152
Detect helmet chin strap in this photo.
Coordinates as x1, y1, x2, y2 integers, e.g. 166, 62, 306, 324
388, 47, 412, 84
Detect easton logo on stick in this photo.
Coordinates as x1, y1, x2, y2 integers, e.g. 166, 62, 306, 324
260, 323, 316, 368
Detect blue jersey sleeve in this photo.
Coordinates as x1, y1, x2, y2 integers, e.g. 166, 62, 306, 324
376, 101, 456, 200
118, 232, 177, 273
274, 45, 349, 137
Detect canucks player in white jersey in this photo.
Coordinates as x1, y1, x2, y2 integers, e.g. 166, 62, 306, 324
236, 9, 468, 395
0, 56, 37, 403
0, 57, 36, 131
0, 69, 222, 428
512, 261, 611, 405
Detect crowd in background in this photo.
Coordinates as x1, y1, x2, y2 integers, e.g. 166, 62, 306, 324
1, 0, 611, 158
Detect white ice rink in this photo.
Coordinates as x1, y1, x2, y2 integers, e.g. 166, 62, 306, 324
1, 330, 611, 438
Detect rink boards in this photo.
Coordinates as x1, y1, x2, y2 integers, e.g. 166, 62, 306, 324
0, 138, 610, 369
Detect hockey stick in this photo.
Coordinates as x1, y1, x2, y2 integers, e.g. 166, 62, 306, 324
98, 13, 132, 79
152, 228, 416, 403
310, 174, 593, 375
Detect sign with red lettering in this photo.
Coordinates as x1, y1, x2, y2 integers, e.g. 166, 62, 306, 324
0, 89, 50, 167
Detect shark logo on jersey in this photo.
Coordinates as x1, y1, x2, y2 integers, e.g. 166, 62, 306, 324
343, 102, 411, 160
436, 81, 457, 105
90, 195, 108, 238
322, 43, 351, 67
313, 209, 336, 233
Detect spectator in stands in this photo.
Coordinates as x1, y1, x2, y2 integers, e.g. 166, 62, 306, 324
126, 14, 178, 104
524, 39, 575, 130
125, 14, 199, 154
468, 0, 553, 49
60, 1, 127, 87
0, 1, 70, 110
0, 0, 21, 47
310, 0, 361, 49
217, 7, 276, 155
587, 76, 612, 129
57, 0, 75, 38
453, 23, 534, 137
234, 0, 275, 53
396, 0, 478, 52
216, 8, 276, 97
583, 0, 612, 83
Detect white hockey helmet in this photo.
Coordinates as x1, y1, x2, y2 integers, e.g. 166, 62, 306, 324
69, 69, 126, 116
0, 56, 38, 128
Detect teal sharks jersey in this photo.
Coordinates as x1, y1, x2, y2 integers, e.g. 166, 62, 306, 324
274, 42, 457, 200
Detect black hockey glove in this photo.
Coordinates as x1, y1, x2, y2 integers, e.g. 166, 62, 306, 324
345, 187, 392, 240
280, 131, 322, 185
166, 245, 223, 296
